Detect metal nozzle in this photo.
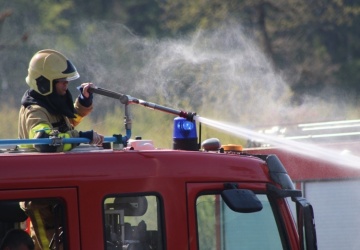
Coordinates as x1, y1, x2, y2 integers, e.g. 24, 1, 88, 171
179, 111, 197, 121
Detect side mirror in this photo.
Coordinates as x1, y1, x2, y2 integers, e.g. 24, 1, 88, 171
221, 189, 263, 213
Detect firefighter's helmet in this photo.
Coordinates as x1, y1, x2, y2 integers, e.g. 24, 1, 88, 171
25, 49, 80, 96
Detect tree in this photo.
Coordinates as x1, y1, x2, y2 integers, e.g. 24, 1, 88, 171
159, 0, 360, 102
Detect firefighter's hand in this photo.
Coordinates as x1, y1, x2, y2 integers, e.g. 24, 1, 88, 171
91, 131, 104, 146
79, 130, 104, 146
80, 82, 95, 98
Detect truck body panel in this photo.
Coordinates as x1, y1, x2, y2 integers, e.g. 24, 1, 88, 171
0, 147, 315, 249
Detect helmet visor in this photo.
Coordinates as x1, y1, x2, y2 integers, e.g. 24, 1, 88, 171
55, 72, 80, 83
65, 71, 80, 81
59, 59, 80, 81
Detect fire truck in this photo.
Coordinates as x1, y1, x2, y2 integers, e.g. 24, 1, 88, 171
0, 88, 317, 250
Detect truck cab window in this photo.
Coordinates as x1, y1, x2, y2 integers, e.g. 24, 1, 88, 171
196, 194, 282, 250
0, 198, 66, 250
104, 195, 163, 250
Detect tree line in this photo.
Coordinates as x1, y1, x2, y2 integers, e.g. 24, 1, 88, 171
0, 0, 360, 141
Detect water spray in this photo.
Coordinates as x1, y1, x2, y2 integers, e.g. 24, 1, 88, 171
196, 116, 360, 169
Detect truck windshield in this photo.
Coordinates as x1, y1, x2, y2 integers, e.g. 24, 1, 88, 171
196, 194, 282, 250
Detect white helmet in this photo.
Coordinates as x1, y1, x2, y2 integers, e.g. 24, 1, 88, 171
25, 49, 80, 96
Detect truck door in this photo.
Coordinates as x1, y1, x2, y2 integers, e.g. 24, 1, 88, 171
187, 183, 293, 250
0, 188, 80, 249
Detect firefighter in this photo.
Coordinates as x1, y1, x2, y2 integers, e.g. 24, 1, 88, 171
20, 201, 62, 250
18, 49, 104, 250
18, 49, 103, 152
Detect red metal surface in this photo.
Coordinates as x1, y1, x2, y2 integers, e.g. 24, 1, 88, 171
0, 149, 274, 249
0, 150, 270, 188
0, 151, 269, 250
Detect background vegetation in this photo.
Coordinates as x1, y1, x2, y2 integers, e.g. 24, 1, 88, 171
1, 0, 360, 148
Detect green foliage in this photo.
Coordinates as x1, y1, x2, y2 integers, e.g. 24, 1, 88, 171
0, 100, 19, 139
159, 0, 231, 35
160, 0, 360, 98
1, 0, 360, 143
36, 0, 74, 32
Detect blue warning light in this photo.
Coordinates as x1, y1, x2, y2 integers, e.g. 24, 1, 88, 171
173, 117, 197, 139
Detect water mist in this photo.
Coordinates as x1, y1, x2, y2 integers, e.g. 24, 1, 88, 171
18, 21, 360, 168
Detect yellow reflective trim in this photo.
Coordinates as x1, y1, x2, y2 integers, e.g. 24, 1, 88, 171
59, 132, 73, 151
18, 123, 52, 149
23, 123, 74, 151
18, 144, 34, 149
33, 209, 50, 249
30, 123, 52, 139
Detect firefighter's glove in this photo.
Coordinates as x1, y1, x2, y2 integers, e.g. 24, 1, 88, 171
79, 130, 104, 146
77, 83, 93, 107
92, 131, 104, 146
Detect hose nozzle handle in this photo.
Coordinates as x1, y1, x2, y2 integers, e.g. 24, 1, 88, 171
89, 86, 197, 120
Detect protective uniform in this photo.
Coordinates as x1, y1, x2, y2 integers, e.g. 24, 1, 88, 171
18, 91, 93, 152
20, 200, 62, 250
18, 49, 99, 250
18, 49, 94, 152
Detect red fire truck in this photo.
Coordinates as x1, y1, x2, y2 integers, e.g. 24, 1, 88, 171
0, 88, 317, 250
